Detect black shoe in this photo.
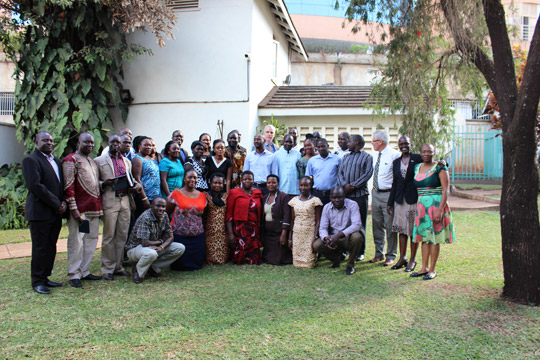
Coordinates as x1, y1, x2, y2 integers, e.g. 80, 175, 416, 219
132, 265, 142, 284
391, 260, 408, 270
345, 266, 355, 275
423, 273, 437, 280
409, 272, 428, 278
331, 260, 341, 268
147, 267, 162, 278
33, 284, 51, 294
103, 273, 114, 281
69, 279, 83, 288
114, 269, 131, 277
45, 280, 63, 288
82, 274, 102, 281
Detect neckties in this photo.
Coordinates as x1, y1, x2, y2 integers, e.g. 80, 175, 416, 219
373, 152, 382, 191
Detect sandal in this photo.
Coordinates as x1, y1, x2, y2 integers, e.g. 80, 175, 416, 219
391, 260, 408, 270
404, 261, 417, 272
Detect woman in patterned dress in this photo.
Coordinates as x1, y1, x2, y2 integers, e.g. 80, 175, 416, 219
410, 144, 455, 280
132, 136, 160, 219
226, 171, 263, 265
296, 138, 316, 178
185, 141, 208, 192
204, 173, 229, 264
166, 168, 208, 270
288, 176, 323, 268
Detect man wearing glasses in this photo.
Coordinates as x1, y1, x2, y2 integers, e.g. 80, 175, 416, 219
370, 130, 400, 266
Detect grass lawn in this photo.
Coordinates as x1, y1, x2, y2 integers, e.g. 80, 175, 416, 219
1, 210, 539, 359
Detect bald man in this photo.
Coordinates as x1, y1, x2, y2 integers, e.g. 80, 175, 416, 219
63, 133, 103, 288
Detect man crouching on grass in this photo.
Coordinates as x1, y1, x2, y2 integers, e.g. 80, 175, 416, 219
124, 197, 185, 284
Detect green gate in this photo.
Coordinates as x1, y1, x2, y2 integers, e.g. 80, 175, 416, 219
450, 124, 503, 181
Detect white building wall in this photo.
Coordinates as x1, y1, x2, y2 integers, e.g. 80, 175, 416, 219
247, 0, 292, 141
117, 0, 255, 150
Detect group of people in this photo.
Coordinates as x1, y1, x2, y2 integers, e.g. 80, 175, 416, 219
23, 125, 455, 295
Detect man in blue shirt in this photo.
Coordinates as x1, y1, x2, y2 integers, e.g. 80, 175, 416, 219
306, 138, 341, 204
243, 134, 277, 196
273, 134, 301, 196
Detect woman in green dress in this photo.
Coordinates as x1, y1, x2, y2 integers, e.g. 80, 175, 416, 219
410, 143, 455, 280
296, 138, 315, 178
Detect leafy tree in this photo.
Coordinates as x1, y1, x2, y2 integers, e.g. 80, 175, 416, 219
340, 0, 540, 305
0, 0, 176, 157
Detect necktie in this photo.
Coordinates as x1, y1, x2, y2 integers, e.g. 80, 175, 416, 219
373, 152, 382, 191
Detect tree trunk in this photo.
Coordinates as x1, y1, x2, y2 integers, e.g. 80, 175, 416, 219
500, 111, 540, 305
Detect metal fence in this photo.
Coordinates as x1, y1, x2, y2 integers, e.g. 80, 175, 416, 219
0, 92, 15, 116
450, 124, 503, 181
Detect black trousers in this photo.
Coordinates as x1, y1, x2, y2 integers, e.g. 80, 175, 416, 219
349, 194, 368, 256
29, 217, 62, 287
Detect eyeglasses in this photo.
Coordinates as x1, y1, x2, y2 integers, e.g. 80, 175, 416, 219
372, 139, 382, 143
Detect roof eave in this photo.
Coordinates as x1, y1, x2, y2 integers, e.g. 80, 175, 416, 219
267, 0, 308, 61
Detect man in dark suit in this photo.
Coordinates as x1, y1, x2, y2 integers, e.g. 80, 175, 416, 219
22, 131, 67, 294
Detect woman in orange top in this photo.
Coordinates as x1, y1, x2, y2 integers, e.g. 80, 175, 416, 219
166, 168, 207, 270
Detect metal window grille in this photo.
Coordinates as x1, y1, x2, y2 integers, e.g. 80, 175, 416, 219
0, 92, 15, 116
168, 0, 199, 11
522, 16, 530, 41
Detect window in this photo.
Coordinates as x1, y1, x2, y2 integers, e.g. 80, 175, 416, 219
167, 0, 199, 11
272, 40, 279, 78
523, 16, 531, 41
0, 92, 14, 116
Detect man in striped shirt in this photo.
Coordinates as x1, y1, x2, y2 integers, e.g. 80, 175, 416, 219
337, 134, 373, 261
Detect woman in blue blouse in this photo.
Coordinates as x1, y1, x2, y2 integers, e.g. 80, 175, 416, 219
159, 141, 185, 198
132, 136, 160, 218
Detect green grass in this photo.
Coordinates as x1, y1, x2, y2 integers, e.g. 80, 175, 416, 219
1, 210, 539, 359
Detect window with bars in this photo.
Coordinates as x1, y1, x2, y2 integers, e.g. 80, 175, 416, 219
0, 92, 14, 116
167, 0, 199, 11
523, 16, 531, 41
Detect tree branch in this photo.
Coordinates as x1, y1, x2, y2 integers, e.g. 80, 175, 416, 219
440, 0, 497, 95
512, 16, 540, 133
482, 0, 518, 124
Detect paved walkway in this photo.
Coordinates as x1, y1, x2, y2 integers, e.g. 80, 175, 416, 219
0, 190, 499, 260
0, 237, 102, 261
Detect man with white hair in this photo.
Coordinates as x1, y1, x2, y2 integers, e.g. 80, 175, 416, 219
370, 130, 400, 266
264, 124, 279, 153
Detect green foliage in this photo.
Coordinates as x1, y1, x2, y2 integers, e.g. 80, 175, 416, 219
339, 0, 488, 154
0, 163, 27, 230
349, 43, 369, 54
258, 115, 289, 144
0, 1, 150, 158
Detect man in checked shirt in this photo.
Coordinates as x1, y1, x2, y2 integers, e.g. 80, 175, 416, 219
124, 197, 185, 284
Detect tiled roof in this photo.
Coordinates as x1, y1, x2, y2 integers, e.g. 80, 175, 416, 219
258, 86, 377, 108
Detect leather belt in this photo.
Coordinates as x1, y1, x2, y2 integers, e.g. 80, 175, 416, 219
374, 188, 391, 193
115, 193, 127, 197
314, 189, 331, 196
254, 182, 267, 187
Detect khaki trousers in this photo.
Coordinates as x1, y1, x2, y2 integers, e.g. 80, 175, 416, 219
101, 195, 131, 274
67, 216, 100, 280
127, 243, 185, 278
372, 189, 397, 260
313, 231, 365, 268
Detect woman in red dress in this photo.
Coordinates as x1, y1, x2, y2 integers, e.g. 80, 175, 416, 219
225, 171, 263, 265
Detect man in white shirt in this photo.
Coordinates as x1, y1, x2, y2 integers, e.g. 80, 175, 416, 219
335, 132, 350, 159
369, 130, 400, 266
